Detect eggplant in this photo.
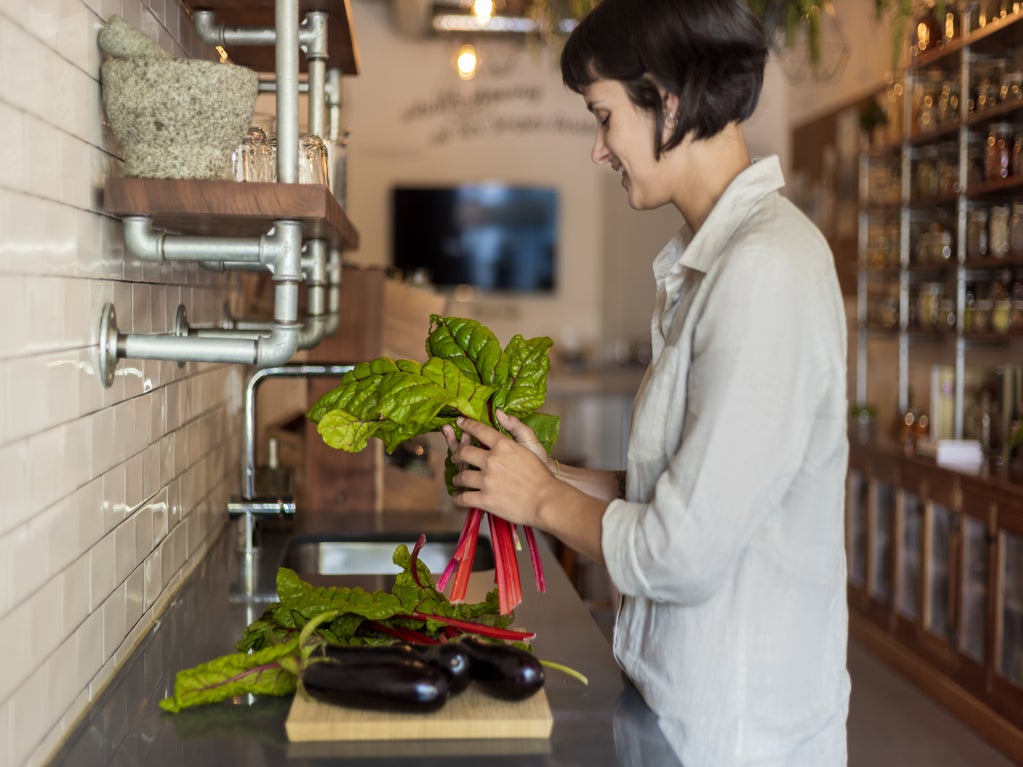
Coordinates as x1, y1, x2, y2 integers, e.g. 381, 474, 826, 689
302, 656, 450, 713
416, 642, 472, 694
320, 642, 421, 664
460, 637, 545, 701
320, 642, 472, 695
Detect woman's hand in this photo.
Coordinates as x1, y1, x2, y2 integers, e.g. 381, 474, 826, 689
441, 411, 557, 527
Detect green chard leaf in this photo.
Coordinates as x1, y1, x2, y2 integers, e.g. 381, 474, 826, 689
159, 639, 300, 713
308, 315, 560, 509
521, 412, 560, 455
426, 315, 509, 386
492, 334, 554, 417
308, 355, 494, 453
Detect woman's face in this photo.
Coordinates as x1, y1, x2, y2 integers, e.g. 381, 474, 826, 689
581, 78, 677, 211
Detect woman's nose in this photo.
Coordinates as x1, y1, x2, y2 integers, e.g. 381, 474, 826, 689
591, 131, 609, 165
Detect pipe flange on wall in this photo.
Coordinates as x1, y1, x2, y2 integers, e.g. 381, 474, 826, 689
98, 304, 120, 388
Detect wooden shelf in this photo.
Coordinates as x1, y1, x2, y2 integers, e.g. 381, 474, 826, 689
186, 0, 360, 75
103, 177, 360, 250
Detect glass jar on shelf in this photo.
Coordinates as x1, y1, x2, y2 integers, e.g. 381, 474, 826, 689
1010, 203, 1023, 256
916, 71, 944, 132
967, 207, 990, 259
915, 4, 943, 53
964, 282, 978, 330
973, 280, 994, 332
917, 282, 945, 329
993, 298, 1013, 333
986, 122, 1017, 180
916, 144, 941, 198
974, 72, 1000, 113
936, 142, 959, 194
968, 142, 987, 189
937, 78, 960, 126
1011, 270, 1023, 332
1002, 70, 1023, 103
990, 203, 1011, 257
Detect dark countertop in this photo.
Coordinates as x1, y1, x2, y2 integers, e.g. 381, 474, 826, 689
49, 512, 681, 766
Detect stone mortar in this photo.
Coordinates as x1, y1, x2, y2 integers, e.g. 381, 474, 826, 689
101, 58, 258, 180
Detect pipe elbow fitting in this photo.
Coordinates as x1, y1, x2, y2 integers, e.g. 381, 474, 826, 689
255, 323, 300, 367
192, 10, 225, 46
123, 217, 164, 262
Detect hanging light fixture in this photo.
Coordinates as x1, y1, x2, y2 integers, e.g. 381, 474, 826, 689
473, 0, 494, 25
455, 43, 480, 79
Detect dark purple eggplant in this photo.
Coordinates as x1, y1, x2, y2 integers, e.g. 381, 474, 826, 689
320, 642, 421, 664
460, 637, 545, 701
302, 657, 450, 713
320, 642, 472, 694
416, 642, 472, 694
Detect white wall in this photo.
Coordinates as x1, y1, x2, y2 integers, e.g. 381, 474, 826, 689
0, 3, 244, 765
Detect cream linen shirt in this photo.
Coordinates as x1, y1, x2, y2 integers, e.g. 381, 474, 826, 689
602, 156, 851, 766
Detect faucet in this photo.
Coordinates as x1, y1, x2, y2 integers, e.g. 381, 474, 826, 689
228, 363, 353, 555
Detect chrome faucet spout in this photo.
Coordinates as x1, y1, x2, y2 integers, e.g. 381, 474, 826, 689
233, 363, 353, 555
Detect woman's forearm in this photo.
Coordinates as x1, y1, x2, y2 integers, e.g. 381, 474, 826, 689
552, 463, 625, 502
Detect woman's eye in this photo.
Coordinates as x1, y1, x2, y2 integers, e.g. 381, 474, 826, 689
599, 115, 610, 127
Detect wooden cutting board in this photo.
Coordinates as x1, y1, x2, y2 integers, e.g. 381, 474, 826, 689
285, 686, 553, 741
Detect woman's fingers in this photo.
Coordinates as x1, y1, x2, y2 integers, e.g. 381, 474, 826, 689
455, 416, 502, 447
495, 409, 530, 438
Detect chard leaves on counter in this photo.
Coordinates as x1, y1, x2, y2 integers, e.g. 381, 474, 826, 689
158, 639, 301, 713
162, 544, 519, 712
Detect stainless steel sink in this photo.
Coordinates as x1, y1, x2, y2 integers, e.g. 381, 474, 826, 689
280, 531, 494, 577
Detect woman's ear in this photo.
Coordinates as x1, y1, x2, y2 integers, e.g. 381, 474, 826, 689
662, 91, 681, 131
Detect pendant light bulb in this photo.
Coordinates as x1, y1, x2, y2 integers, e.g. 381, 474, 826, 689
456, 44, 479, 80
473, 0, 494, 25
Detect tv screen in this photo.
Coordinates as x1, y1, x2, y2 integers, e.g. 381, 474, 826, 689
391, 184, 557, 293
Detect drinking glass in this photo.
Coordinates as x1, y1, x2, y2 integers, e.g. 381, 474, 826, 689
232, 126, 273, 182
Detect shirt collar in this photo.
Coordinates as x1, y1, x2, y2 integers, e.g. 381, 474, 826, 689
653, 155, 786, 294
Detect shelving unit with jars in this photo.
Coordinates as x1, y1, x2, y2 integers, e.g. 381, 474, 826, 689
852, 5, 1023, 762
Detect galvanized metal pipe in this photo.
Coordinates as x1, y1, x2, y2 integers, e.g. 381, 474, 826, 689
193, 10, 278, 47
107, 221, 303, 372
124, 217, 265, 264
276, 0, 300, 184
241, 363, 354, 499
304, 12, 329, 139
326, 68, 343, 144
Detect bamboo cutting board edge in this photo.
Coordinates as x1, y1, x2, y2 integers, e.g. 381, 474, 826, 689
285, 686, 553, 742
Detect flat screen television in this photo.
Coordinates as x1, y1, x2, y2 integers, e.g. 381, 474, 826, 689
391, 184, 558, 293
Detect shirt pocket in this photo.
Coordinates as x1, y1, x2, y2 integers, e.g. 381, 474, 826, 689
627, 343, 688, 467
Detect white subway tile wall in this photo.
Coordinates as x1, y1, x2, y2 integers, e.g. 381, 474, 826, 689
0, 2, 248, 764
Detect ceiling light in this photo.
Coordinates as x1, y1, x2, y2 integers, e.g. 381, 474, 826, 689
473, 0, 494, 25
455, 43, 479, 79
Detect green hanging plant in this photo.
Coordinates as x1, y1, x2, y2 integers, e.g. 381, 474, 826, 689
551, 0, 928, 75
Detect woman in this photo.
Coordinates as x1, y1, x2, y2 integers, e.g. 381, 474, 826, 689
443, 0, 850, 764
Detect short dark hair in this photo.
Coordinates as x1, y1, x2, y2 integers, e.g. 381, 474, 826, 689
561, 0, 768, 157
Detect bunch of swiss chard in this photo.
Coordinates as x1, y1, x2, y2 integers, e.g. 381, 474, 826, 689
307, 315, 560, 615
160, 540, 536, 713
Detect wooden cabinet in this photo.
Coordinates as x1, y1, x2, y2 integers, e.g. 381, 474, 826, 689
847, 440, 1023, 761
